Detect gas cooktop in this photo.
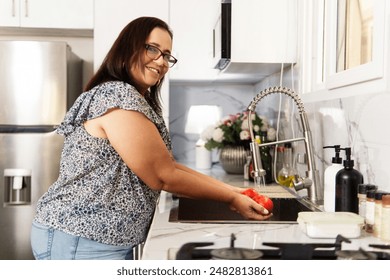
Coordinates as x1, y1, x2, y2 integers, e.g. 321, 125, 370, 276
175, 234, 390, 260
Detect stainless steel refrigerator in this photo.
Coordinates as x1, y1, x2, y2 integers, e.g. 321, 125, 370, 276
0, 40, 82, 259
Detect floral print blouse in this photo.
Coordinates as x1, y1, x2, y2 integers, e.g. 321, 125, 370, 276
34, 81, 171, 246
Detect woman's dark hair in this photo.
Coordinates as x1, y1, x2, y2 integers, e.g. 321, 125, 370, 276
85, 17, 173, 115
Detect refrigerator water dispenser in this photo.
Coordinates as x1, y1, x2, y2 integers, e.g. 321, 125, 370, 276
3, 168, 32, 205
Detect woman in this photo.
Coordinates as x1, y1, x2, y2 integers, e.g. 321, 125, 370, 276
30, 17, 271, 260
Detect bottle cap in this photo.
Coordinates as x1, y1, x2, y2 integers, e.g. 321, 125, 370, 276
382, 195, 390, 206
323, 145, 342, 164
366, 184, 378, 192
367, 190, 376, 199
358, 184, 367, 194
333, 157, 342, 164
375, 191, 388, 201
341, 147, 354, 168
277, 146, 285, 152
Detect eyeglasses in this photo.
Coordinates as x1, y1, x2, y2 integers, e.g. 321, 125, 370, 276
145, 44, 177, 68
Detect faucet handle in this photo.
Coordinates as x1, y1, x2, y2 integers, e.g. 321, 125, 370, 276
292, 175, 313, 192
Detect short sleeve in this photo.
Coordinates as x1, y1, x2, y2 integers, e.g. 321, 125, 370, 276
57, 81, 162, 136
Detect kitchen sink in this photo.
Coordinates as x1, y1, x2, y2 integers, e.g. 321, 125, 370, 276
169, 196, 322, 224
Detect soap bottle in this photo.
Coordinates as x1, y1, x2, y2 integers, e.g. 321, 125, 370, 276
335, 147, 364, 213
323, 145, 343, 212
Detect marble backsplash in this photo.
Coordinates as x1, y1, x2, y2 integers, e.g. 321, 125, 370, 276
169, 81, 390, 194
256, 69, 390, 194
303, 92, 390, 193
169, 83, 256, 161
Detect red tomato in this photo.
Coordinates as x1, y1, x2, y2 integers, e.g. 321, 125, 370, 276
253, 194, 274, 212
240, 188, 257, 199
241, 188, 274, 212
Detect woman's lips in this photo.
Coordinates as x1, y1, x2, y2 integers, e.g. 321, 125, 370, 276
146, 66, 160, 75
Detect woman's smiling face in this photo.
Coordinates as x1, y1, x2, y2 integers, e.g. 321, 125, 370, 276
130, 27, 172, 94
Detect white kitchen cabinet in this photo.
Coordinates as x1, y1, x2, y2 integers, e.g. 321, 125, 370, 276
169, 0, 297, 83
0, 0, 93, 29
0, 0, 19, 26
227, 0, 297, 69
168, 0, 221, 82
94, 0, 169, 70
94, 0, 170, 126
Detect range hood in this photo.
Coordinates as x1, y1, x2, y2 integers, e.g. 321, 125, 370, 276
213, 0, 297, 82
218, 61, 287, 80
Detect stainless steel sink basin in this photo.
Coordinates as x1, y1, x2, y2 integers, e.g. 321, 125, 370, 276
169, 196, 322, 224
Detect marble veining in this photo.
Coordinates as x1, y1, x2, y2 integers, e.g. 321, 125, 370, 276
141, 190, 383, 260
169, 81, 390, 193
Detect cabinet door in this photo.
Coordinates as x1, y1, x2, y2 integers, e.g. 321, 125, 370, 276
94, 0, 170, 125
169, 0, 297, 82
168, 0, 221, 81
0, 0, 20, 27
20, 0, 93, 29
231, 0, 297, 64
94, 0, 169, 69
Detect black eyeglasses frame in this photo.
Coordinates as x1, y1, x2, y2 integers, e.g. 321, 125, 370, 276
145, 44, 177, 68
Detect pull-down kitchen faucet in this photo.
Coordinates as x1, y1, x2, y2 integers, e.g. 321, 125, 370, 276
246, 86, 322, 204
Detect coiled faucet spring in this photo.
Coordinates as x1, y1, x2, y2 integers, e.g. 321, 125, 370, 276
246, 86, 322, 204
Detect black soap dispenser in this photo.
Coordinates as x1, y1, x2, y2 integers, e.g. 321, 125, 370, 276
335, 147, 364, 213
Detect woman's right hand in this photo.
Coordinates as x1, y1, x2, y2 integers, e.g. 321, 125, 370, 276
229, 193, 273, 221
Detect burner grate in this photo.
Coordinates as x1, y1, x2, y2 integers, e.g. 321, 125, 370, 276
175, 234, 390, 260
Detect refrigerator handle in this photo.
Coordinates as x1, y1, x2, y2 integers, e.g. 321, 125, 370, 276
24, 0, 29, 17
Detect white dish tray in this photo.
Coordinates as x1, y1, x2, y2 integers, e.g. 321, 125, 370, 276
297, 212, 364, 239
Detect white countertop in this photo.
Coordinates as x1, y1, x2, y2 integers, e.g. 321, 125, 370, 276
141, 164, 386, 260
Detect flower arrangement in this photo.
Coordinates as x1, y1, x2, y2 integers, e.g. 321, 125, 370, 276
201, 111, 276, 151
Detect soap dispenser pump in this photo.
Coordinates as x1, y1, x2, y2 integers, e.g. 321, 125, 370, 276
323, 145, 344, 212
335, 147, 364, 213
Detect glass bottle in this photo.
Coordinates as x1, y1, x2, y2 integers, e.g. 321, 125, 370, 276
277, 142, 297, 188
374, 191, 387, 237
275, 145, 285, 178
358, 184, 367, 218
365, 190, 376, 233
357, 184, 367, 230
259, 131, 273, 184
358, 184, 377, 229
381, 194, 390, 242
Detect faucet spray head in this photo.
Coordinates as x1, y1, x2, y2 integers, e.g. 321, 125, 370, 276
246, 86, 322, 204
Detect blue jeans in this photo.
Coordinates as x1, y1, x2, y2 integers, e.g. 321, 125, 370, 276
30, 221, 134, 260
